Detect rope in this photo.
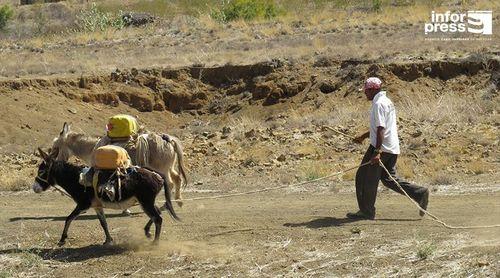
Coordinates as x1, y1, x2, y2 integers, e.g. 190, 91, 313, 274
379, 161, 500, 229
52, 186, 72, 199
323, 126, 356, 140
46, 137, 499, 230
179, 162, 371, 201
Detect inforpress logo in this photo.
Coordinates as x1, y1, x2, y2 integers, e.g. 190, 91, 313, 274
424, 11, 493, 37
467, 11, 492, 35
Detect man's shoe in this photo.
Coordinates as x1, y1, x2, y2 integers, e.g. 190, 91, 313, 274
418, 190, 429, 217
346, 211, 374, 220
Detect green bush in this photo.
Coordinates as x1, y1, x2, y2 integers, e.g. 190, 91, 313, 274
371, 0, 382, 12
416, 243, 436, 260
0, 5, 14, 30
211, 0, 282, 23
77, 3, 125, 32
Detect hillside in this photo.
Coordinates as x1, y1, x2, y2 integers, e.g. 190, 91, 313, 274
0, 1, 498, 277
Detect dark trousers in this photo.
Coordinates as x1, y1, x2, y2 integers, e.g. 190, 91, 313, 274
355, 145, 428, 218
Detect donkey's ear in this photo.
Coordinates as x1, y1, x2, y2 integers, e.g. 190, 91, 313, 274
48, 147, 59, 159
61, 122, 71, 136
38, 148, 50, 162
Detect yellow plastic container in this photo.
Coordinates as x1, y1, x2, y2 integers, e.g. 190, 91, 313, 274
93, 145, 131, 169
106, 114, 138, 138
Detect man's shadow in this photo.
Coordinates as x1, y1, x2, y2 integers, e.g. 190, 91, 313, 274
0, 244, 127, 263
284, 217, 362, 229
284, 217, 420, 229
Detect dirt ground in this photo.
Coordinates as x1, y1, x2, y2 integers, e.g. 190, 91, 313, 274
0, 1, 499, 277
0, 186, 499, 277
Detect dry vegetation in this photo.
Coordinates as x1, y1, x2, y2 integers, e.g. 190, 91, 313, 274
0, 0, 498, 78
0, 0, 498, 277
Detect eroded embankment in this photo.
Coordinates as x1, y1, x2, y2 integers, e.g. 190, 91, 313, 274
0, 54, 498, 115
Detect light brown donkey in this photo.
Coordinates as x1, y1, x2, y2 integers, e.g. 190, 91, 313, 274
51, 123, 188, 206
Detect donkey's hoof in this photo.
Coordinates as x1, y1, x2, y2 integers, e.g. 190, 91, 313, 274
57, 241, 66, 247
145, 232, 152, 239
103, 239, 114, 246
121, 209, 132, 216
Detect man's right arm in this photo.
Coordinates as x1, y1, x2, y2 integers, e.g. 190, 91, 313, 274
353, 131, 369, 144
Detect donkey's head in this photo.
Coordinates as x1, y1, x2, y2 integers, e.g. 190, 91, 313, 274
51, 122, 73, 161
33, 148, 56, 193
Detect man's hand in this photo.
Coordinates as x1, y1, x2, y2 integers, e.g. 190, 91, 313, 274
370, 153, 380, 165
353, 131, 369, 144
353, 136, 365, 144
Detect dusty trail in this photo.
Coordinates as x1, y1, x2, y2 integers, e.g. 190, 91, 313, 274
0, 189, 498, 277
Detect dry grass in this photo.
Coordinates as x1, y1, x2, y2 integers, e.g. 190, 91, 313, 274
416, 241, 436, 260
398, 93, 487, 126
341, 169, 356, 181
430, 172, 454, 185
229, 114, 262, 141
4, 0, 498, 43
465, 160, 491, 175
0, 175, 33, 191
396, 156, 415, 179
0, 169, 33, 191
284, 103, 367, 133
298, 160, 331, 181
240, 144, 274, 166
292, 144, 320, 157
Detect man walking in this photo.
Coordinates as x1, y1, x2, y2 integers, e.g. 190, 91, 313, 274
347, 77, 429, 220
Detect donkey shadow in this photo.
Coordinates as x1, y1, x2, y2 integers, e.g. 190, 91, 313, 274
284, 217, 421, 229
9, 212, 143, 222
0, 244, 127, 263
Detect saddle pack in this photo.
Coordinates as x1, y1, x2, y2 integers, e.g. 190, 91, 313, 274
80, 145, 133, 205
93, 145, 131, 170
106, 114, 138, 139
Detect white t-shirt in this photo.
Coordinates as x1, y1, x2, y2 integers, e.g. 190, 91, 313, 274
370, 91, 400, 154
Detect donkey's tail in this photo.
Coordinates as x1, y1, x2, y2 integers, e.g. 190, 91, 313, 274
162, 177, 180, 221
136, 134, 150, 167
169, 136, 188, 189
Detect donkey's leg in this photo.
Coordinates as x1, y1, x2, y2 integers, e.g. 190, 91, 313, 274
151, 205, 163, 244
94, 208, 114, 245
165, 169, 183, 207
144, 219, 153, 238
59, 205, 85, 246
170, 169, 182, 201
141, 202, 163, 244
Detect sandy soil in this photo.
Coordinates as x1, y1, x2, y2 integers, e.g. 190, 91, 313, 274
0, 187, 499, 277
0, 2, 498, 277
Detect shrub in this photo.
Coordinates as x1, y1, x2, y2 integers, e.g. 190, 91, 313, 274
299, 161, 329, 182
211, 0, 282, 23
0, 5, 14, 31
416, 242, 436, 260
77, 3, 125, 32
430, 173, 454, 185
371, 0, 382, 12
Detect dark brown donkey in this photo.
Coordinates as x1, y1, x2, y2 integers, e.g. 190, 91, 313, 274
32, 148, 180, 246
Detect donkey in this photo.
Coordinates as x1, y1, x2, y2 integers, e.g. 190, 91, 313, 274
32, 148, 180, 246
51, 123, 187, 206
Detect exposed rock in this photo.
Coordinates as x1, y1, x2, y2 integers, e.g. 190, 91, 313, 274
122, 12, 156, 27
319, 80, 338, 94
253, 82, 281, 100
277, 154, 286, 162
244, 129, 258, 139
